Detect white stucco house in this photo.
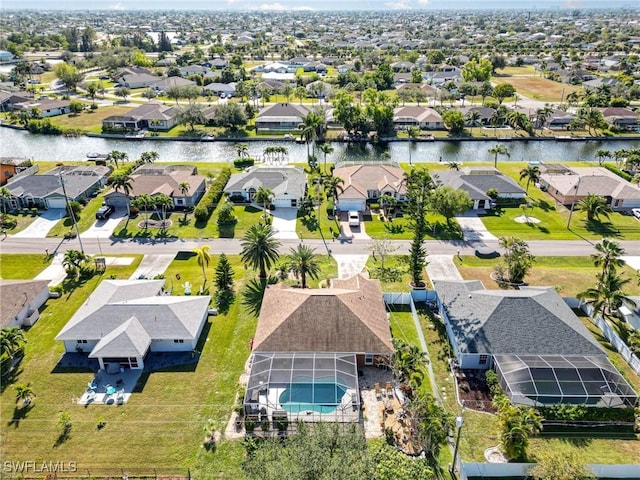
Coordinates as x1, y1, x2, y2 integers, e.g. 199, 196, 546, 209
224, 166, 307, 209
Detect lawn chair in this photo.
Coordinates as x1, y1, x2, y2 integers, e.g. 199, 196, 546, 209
374, 383, 382, 400
116, 389, 125, 405
385, 382, 393, 398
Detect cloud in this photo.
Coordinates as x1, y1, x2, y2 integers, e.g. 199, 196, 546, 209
259, 2, 286, 9
384, 0, 411, 8
227, 0, 240, 4
417, 0, 430, 4
109, 2, 124, 9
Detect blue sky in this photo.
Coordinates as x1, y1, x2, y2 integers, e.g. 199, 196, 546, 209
0, 0, 631, 10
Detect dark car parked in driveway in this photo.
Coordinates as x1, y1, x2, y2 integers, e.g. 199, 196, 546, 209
96, 204, 114, 220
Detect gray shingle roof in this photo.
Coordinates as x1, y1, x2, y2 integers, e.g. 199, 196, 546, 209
434, 168, 525, 201
89, 316, 152, 358
225, 166, 306, 199
433, 280, 604, 356
6, 172, 104, 200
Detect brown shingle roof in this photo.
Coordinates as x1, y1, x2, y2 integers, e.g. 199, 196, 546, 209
0, 279, 50, 327
254, 275, 392, 354
126, 171, 205, 197
333, 165, 406, 198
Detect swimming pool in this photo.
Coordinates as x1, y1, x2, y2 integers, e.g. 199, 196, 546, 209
279, 382, 347, 414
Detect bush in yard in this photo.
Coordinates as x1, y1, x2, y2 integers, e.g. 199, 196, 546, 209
66, 201, 82, 219
193, 168, 232, 222
233, 158, 255, 169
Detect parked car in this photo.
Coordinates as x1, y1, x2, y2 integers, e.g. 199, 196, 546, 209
348, 211, 360, 227
632, 208, 640, 219
96, 204, 114, 220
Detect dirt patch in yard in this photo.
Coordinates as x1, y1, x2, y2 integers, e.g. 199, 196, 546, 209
492, 76, 582, 102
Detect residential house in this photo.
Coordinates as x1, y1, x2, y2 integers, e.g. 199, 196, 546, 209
391, 61, 415, 72
0, 279, 51, 328
179, 65, 209, 77
224, 166, 306, 208
393, 106, 443, 130
243, 275, 392, 423
461, 107, 496, 126
332, 164, 407, 212
116, 73, 158, 89
0, 91, 31, 112
434, 167, 526, 210
152, 76, 196, 93
207, 58, 228, 70
13, 98, 71, 117
102, 102, 181, 132
539, 166, 640, 210
601, 107, 639, 131
55, 279, 211, 371
1, 157, 31, 186
255, 103, 309, 132
4, 165, 109, 210
620, 298, 640, 331
433, 280, 637, 408
112, 67, 153, 82
546, 111, 576, 130
104, 165, 206, 210
203, 82, 236, 97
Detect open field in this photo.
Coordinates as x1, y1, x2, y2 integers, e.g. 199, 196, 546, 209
51, 106, 132, 132
492, 75, 583, 102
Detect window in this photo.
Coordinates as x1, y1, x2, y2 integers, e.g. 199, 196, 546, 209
176, 198, 184, 205
173, 339, 184, 344
479, 355, 488, 365
129, 357, 138, 368
77, 339, 88, 344
364, 353, 374, 365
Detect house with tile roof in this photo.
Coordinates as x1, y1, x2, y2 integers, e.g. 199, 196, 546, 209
55, 280, 211, 370
255, 103, 310, 132
0, 279, 51, 328
224, 166, 306, 208
332, 164, 407, 212
433, 280, 637, 408
539, 166, 640, 210
393, 106, 443, 130
434, 167, 526, 210
102, 102, 181, 132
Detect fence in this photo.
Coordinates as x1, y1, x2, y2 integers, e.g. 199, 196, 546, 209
0, 468, 190, 480
565, 298, 640, 376
460, 462, 640, 479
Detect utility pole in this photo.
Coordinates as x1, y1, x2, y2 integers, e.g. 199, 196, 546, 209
450, 400, 466, 476
59, 173, 84, 253
566, 176, 582, 230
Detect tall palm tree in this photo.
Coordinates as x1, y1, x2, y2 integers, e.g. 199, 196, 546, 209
0, 327, 26, 363
110, 172, 133, 196
140, 151, 159, 164
153, 193, 174, 231
488, 144, 510, 169
406, 126, 420, 165
595, 149, 612, 166
577, 194, 612, 222
591, 239, 626, 280
193, 245, 212, 285
578, 271, 636, 320
287, 244, 321, 289
85, 82, 98, 106
62, 249, 89, 277
299, 111, 324, 158
15, 382, 36, 407
132, 194, 155, 228
519, 165, 540, 193
465, 110, 482, 135
317, 143, 334, 173
323, 175, 344, 211
241, 223, 281, 279
179, 182, 190, 220
106, 150, 128, 169
234, 143, 249, 158
254, 186, 274, 218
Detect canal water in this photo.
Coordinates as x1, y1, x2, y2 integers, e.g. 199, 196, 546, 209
1, 127, 638, 164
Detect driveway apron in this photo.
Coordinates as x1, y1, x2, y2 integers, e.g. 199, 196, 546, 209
12, 209, 65, 238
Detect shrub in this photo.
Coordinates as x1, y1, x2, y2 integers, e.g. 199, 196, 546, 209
193, 168, 232, 222
604, 163, 632, 182
233, 158, 255, 169
26, 118, 63, 135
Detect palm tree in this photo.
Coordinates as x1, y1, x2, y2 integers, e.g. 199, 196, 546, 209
406, 126, 420, 165
392, 338, 427, 384
254, 186, 274, 219
323, 175, 344, 211
591, 239, 626, 280
193, 245, 212, 285
85, 82, 98, 106
153, 194, 174, 231
578, 271, 636, 321
140, 151, 159, 164
287, 244, 321, 288
488, 144, 510, 169
519, 165, 540, 193
179, 182, 190, 220
317, 143, 334, 173
62, 249, 89, 277
0, 186, 12, 219
110, 172, 133, 196
106, 150, 128, 169
241, 223, 281, 279
132, 194, 155, 228
534, 105, 553, 130
235, 143, 249, 158
577, 194, 612, 222
299, 111, 324, 158
379, 193, 397, 218
447, 161, 461, 171
15, 382, 36, 407
595, 149, 612, 166
0, 327, 26, 364
465, 110, 482, 135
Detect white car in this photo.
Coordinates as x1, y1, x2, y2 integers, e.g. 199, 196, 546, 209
348, 211, 360, 227
632, 208, 640, 219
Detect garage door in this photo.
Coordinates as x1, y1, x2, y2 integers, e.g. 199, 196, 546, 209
47, 198, 67, 209
337, 198, 365, 212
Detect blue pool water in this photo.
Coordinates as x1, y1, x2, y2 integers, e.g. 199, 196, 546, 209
279, 383, 347, 414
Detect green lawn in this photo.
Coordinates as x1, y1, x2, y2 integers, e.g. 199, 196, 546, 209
389, 309, 420, 347
0, 212, 41, 235
0, 254, 52, 278
296, 203, 341, 241
365, 254, 432, 292
47, 195, 108, 238
0, 252, 339, 478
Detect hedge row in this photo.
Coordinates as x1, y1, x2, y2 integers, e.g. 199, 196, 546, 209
194, 168, 232, 222
604, 163, 633, 182
233, 158, 255, 169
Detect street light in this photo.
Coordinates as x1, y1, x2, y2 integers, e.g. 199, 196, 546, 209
450, 400, 466, 475
566, 176, 582, 230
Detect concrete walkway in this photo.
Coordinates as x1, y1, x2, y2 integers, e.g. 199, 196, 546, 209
129, 254, 176, 280
333, 254, 369, 279
426, 255, 463, 282
271, 207, 299, 240
12, 209, 65, 238
622, 256, 640, 271
455, 212, 497, 242
80, 209, 127, 239
35, 252, 67, 286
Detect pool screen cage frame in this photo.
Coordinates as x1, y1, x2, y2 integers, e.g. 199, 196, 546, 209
493, 354, 638, 408
244, 352, 360, 420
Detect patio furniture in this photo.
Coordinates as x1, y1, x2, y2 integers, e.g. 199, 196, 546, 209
105, 385, 116, 395
88, 381, 97, 391
374, 383, 382, 400
385, 382, 393, 398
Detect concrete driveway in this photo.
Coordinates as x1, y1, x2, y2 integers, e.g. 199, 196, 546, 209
80, 209, 127, 239
129, 254, 176, 280
455, 212, 497, 242
333, 254, 369, 279
12, 209, 65, 238
271, 207, 299, 240
337, 212, 370, 240
426, 255, 463, 282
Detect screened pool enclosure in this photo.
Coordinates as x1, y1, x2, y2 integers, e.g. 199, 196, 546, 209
244, 352, 361, 423
494, 354, 638, 408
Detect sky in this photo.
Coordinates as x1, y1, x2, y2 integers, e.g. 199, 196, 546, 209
0, 0, 634, 10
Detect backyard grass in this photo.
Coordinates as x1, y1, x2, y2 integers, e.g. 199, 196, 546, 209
491, 75, 583, 102
50, 106, 132, 130
389, 309, 420, 347
0, 253, 52, 279
456, 256, 640, 297
0, 252, 340, 478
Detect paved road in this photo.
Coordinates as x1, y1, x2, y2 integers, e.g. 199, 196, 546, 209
2, 236, 639, 257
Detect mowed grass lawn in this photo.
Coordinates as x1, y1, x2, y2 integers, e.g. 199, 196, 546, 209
0, 252, 338, 478
0, 253, 52, 278
491, 75, 583, 102
51, 106, 132, 133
